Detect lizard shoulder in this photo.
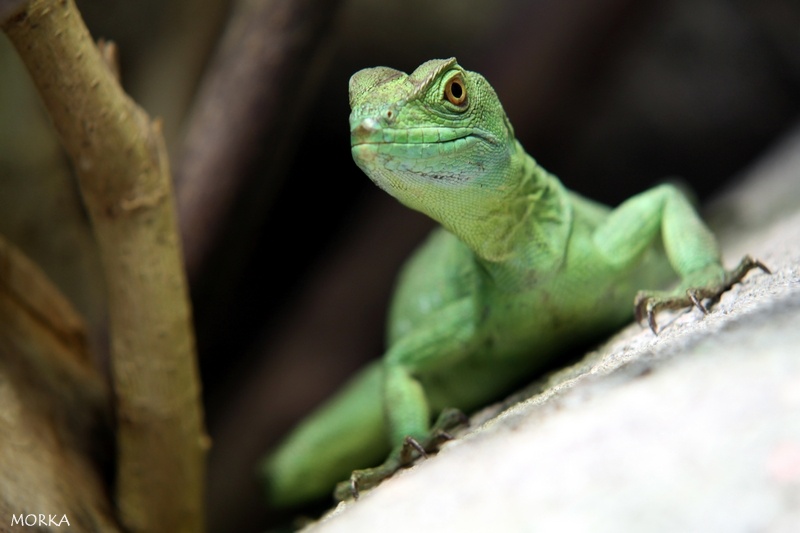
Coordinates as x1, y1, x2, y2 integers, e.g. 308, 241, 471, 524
387, 228, 480, 343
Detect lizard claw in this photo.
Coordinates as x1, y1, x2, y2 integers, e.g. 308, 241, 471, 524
634, 255, 769, 335
349, 476, 360, 501
400, 408, 468, 462
647, 308, 659, 335
634, 293, 660, 335
401, 436, 428, 462
686, 289, 708, 315
333, 471, 363, 502
335, 465, 385, 502
333, 407, 470, 502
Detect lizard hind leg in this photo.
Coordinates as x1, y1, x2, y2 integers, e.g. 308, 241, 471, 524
334, 407, 469, 502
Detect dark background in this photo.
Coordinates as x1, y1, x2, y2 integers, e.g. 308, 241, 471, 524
1, 0, 799, 530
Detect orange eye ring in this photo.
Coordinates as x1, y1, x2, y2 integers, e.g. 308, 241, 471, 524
444, 75, 467, 106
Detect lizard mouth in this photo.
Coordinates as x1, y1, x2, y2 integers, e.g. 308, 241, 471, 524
351, 123, 492, 159
351, 124, 475, 145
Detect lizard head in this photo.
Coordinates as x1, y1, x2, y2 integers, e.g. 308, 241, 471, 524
349, 58, 518, 225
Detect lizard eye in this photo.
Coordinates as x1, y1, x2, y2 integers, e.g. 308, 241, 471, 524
444, 75, 467, 106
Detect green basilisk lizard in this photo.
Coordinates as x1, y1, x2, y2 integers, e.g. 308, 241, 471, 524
261, 58, 768, 508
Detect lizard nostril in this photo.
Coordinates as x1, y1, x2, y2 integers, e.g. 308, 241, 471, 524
362, 118, 379, 132
352, 118, 380, 139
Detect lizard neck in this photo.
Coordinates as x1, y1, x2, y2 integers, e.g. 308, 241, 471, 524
441, 141, 572, 275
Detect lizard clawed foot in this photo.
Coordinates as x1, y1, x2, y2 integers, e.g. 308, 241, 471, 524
634, 255, 770, 335
333, 408, 469, 502
334, 458, 401, 502
404, 407, 469, 461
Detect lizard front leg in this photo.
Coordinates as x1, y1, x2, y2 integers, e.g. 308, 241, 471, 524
335, 298, 479, 501
633, 255, 770, 333
593, 183, 769, 333
333, 408, 468, 501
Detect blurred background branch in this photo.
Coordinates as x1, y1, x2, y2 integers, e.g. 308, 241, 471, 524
175, 0, 345, 279
0, 234, 117, 531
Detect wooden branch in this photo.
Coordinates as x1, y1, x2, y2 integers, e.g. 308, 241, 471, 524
2, 2, 208, 532
0, 234, 120, 532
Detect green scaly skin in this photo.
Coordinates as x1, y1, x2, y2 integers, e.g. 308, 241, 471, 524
261, 58, 768, 508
